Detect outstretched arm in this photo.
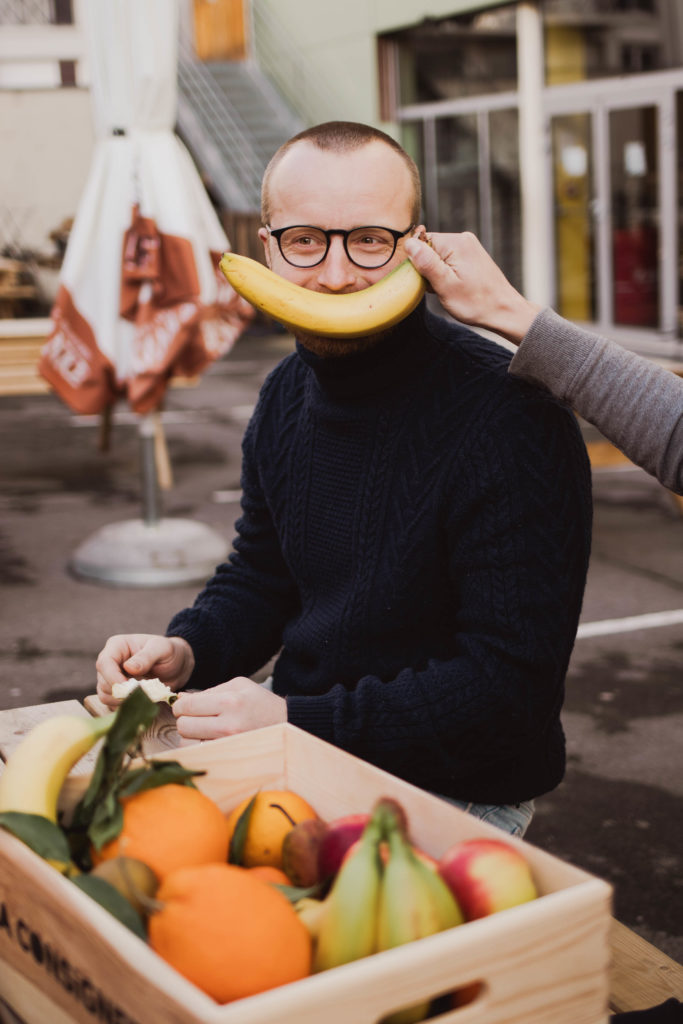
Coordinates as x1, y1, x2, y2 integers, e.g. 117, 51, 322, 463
405, 231, 683, 494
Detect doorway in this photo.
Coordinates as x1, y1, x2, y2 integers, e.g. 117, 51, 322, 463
546, 69, 683, 348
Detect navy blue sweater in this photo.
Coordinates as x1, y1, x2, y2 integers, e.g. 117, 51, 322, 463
168, 303, 592, 804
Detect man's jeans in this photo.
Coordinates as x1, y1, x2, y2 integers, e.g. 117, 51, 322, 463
439, 798, 535, 837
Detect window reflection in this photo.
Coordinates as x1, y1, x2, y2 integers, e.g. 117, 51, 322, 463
381, 1, 682, 106
552, 114, 596, 321
610, 106, 659, 327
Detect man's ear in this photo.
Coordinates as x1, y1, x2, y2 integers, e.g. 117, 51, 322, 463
258, 227, 272, 268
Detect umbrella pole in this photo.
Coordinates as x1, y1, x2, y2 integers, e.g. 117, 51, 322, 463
139, 413, 161, 526
68, 411, 228, 588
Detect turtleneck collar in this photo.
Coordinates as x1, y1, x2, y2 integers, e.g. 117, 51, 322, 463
295, 300, 437, 401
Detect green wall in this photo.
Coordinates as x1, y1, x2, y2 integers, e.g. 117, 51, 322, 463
254, 0, 514, 132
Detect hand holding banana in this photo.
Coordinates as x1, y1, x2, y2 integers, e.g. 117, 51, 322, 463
219, 253, 426, 338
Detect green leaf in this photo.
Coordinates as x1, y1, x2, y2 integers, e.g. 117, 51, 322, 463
117, 761, 205, 798
71, 874, 147, 940
228, 793, 257, 865
273, 881, 325, 904
71, 689, 159, 827
0, 811, 71, 864
88, 793, 124, 853
68, 689, 163, 864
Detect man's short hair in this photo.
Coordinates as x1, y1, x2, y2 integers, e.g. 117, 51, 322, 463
261, 120, 422, 225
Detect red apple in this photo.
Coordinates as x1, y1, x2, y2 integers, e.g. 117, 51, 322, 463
437, 838, 538, 921
317, 813, 369, 880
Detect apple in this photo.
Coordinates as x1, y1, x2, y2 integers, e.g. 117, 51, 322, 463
317, 813, 369, 880
437, 838, 538, 921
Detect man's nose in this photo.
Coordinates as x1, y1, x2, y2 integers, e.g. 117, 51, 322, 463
316, 236, 357, 292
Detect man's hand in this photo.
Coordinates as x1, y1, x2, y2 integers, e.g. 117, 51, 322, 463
404, 231, 541, 344
172, 677, 287, 741
95, 633, 195, 708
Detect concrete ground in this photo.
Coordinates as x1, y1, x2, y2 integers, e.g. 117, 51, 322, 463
0, 325, 681, 963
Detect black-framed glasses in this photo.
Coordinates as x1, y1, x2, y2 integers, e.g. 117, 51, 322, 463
266, 224, 414, 269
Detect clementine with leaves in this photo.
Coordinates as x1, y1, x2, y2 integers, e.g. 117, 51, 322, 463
91, 783, 230, 881
226, 789, 318, 868
148, 863, 312, 1002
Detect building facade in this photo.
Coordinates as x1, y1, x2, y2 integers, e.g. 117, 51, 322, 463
2, 0, 682, 355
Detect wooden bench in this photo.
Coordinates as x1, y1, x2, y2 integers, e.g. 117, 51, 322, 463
0, 321, 52, 397
0, 319, 199, 489
0, 700, 681, 1020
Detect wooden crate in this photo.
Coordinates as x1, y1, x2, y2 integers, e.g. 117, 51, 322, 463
0, 724, 613, 1024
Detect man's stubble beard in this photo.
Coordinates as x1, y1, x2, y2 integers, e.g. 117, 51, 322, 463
295, 327, 391, 359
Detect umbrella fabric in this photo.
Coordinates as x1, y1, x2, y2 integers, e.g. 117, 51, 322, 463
40, 0, 253, 415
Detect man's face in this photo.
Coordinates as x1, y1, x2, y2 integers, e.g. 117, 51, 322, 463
259, 140, 420, 357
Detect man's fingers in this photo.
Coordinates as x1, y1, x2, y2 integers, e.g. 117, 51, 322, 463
122, 637, 173, 678
175, 715, 228, 741
404, 237, 455, 290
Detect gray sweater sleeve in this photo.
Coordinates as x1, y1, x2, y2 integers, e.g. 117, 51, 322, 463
509, 307, 683, 494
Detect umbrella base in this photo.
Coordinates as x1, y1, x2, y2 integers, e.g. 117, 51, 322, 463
69, 517, 227, 587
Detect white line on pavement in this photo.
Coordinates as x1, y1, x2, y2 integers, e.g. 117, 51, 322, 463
577, 608, 683, 639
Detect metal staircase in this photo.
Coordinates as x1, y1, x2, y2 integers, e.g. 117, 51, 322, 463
176, 48, 304, 215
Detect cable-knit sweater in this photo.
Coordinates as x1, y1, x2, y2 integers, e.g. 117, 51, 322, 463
167, 303, 592, 804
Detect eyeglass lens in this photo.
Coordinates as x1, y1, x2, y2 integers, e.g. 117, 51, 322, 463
278, 227, 399, 268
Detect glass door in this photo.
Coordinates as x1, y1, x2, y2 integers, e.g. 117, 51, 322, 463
551, 113, 596, 322
547, 70, 683, 349
609, 106, 659, 328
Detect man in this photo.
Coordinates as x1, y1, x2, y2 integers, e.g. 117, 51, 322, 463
96, 121, 592, 835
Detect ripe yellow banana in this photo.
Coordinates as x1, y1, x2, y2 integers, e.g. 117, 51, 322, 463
219, 252, 426, 338
312, 812, 383, 972
0, 713, 116, 822
376, 811, 464, 1024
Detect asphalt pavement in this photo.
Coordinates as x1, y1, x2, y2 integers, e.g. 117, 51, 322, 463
0, 323, 681, 962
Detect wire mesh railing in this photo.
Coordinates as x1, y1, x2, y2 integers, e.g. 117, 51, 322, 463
176, 33, 264, 212
0, 0, 57, 25
250, 0, 340, 128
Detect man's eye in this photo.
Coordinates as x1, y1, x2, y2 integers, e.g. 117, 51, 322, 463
291, 235, 321, 248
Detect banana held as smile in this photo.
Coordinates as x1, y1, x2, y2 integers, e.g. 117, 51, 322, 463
219, 253, 426, 338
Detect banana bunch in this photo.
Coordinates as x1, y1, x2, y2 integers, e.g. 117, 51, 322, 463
0, 712, 116, 822
296, 797, 463, 1007
219, 253, 426, 339
376, 810, 464, 1024
302, 809, 384, 971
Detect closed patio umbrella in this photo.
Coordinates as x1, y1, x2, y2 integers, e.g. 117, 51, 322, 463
39, 0, 254, 586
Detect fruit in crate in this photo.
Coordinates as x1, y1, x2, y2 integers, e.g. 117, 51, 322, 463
225, 789, 319, 869
148, 863, 312, 1003
248, 865, 292, 886
317, 812, 370, 880
375, 800, 464, 1024
310, 806, 385, 972
0, 712, 116, 822
437, 837, 538, 921
281, 817, 329, 886
91, 783, 230, 881
90, 856, 160, 917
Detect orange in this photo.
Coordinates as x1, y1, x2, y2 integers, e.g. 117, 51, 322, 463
248, 865, 292, 885
148, 863, 312, 1002
225, 789, 318, 869
91, 784, 230, 881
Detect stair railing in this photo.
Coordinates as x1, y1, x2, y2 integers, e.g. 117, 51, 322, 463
250, 0, 340, 128
176, 33, 264, 212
